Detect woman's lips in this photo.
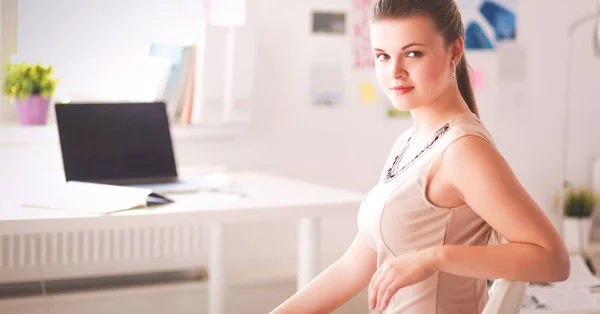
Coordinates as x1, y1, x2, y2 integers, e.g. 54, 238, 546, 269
391, 86, 414, 95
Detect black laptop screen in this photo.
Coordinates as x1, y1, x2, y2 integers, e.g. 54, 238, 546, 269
55, 102, 178, 183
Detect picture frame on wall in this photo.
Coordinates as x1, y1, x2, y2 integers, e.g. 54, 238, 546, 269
311, 11, 346, 35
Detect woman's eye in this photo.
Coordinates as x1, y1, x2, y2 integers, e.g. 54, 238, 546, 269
376, 54, 390, 61
406, 51, 423, 57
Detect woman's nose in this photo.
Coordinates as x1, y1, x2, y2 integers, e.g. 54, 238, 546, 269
391, 60, 408, 79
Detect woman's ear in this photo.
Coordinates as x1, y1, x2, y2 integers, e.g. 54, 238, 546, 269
451, 37, 465, 62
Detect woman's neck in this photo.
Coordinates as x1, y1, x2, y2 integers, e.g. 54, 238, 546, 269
409, 86, 471, 143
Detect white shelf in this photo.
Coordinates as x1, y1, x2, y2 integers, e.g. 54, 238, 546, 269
0, 122, 250, 145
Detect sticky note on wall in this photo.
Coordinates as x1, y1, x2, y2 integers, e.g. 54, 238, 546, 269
472, 70, 484, 90
359, 82, 377, 104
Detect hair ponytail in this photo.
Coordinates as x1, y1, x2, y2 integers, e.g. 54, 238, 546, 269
456, 56, 479, 118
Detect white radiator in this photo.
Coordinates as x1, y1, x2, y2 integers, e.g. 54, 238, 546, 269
0, 223, 207, 284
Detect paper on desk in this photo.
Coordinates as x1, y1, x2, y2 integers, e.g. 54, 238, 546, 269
551, 255, 600, 290
521, 286, 600, 313
22, 181, 152, 214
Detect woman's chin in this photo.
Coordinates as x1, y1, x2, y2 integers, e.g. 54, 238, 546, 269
390, 101, 413, 112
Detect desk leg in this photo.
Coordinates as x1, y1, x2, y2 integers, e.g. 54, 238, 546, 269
297, 217, 321, 291
208, 223, 225, 314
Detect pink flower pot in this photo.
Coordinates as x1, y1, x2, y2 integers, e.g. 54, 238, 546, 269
16, 95, 50, 125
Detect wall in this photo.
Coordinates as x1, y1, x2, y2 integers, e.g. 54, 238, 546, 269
6, 0, 600, 208
249, 0, 600, 228
0, 0, 18, 123
2, 0, 600, 312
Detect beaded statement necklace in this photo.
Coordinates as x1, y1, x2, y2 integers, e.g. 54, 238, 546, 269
383, 123, 451, 183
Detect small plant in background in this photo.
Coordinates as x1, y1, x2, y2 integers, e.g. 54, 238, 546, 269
561, 185, 598, 253
386, 107, 411, 118
563, 186, 597, 217
1, 62, 59, 125
2, 62, 59, 100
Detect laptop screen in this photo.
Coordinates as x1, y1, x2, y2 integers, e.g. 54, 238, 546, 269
55, 102, 178, 184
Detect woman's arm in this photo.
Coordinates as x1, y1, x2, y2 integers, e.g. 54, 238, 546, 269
269, 232, 377, 314
433, 135, 570, 282
370, 135, 571, 312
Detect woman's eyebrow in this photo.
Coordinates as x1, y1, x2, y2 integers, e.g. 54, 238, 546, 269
401, 42, 426, 50
372, 42, 426, 52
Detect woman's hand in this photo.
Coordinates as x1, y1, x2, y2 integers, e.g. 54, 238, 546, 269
368, 247, 440, 312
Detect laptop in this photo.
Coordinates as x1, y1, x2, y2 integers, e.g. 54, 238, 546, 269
55, 101, 217, 194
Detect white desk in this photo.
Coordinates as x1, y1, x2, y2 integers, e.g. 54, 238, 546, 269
518, 254, 600, 314
0, 169, 364, 314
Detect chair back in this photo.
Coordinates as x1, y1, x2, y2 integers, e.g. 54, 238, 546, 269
482, 279, 529, 314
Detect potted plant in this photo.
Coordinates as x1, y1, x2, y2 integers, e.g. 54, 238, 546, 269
2, 62, 59, 125
561, 186, 598, 252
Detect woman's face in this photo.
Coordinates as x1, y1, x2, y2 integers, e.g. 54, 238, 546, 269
370, 15, 457, 111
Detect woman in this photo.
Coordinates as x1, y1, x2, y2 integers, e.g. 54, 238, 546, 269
270, 0, 570, 313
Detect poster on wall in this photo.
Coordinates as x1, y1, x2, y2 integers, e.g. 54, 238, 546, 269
352, 0, 376, 69
310, 63, 344, 106
457, 0, 517, 50
497, 42, 527, 82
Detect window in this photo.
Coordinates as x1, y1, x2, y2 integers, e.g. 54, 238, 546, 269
3, 0, 255, 126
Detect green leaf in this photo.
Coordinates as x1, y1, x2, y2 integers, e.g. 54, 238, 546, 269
2, 62, 59, 100
563, 186, 598, 217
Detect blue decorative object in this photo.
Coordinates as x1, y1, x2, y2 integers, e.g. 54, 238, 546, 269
465, 22, 495, 50
480, 0, 516, 41
456, 0, 517, 50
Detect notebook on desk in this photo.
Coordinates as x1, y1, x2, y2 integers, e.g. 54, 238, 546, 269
54, 101, 218, 194
22, 181, 173, 214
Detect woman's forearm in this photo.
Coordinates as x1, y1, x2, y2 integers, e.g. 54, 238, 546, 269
433, 242, 570, 283
269, 258, 374, 314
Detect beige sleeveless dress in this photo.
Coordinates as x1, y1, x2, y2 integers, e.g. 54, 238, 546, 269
357, 112, 495, 314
